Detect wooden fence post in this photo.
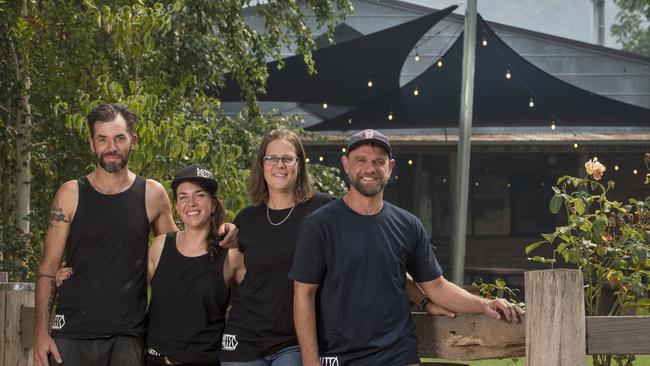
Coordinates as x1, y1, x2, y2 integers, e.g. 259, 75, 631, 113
0, 276, 35, 366
525, 269, 586, 366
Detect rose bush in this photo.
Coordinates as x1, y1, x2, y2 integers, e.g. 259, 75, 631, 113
527, 160, 649, 366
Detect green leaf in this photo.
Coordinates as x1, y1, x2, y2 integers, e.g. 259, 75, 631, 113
542, 232, 558, 244
592, 218, 605, 236
525, 241, 544, 254
574, 199, 586, 215
549, 195, 562, 214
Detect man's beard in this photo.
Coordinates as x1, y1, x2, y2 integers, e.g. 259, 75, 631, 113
97, 148, 131, 173
349, 174, 389, 197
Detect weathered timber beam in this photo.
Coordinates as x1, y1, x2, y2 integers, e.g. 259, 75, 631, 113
413, 313, 525, 360
587, 316, 650, 355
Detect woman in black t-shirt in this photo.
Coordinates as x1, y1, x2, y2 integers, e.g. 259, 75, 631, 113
220, 130, 335, 366
144, 164, 245, 366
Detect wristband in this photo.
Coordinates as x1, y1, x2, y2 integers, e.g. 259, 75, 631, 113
420, 297, 432, 311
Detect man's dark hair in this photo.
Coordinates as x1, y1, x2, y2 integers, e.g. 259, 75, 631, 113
86, 103, 136, 137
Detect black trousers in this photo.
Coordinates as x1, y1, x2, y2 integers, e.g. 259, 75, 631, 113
50, 335, 144, 366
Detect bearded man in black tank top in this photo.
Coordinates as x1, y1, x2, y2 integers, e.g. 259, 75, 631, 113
32, 104, 238, 366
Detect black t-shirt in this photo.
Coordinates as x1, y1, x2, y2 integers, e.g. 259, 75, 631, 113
288, 199, 442, 366
220, 192, 335, 361
147, 232, 229, 364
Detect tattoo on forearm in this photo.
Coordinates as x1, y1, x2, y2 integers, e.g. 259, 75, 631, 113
38, 273, 57, 311
49, 203, 69, 225
46, 280, 57, 311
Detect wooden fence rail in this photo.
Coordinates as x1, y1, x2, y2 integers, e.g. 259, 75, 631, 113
1, 269, 649, 366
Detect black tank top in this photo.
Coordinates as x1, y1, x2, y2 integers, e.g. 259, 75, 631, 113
53, 176, 150, 338
146, 232, 229, 364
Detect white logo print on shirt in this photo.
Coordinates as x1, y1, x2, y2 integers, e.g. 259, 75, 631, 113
320, 356, 339, 366
221, 334, 238, 351
51, 314, 65, 330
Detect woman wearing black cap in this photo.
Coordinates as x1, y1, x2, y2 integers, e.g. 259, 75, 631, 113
145, 164, 244, 366
219, 130, 335, 366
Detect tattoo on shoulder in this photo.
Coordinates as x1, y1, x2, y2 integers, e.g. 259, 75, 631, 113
49, 204, 69, 225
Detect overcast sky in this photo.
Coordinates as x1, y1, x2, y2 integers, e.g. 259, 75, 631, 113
399, 0, 622, 48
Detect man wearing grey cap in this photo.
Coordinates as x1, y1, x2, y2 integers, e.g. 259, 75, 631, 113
290, 129, 522, 366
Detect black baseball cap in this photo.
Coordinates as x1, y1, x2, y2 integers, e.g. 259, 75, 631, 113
346, 129, 392, 157
171, 164, 218, 193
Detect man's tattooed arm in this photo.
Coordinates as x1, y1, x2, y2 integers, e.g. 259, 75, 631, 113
49, 201, 69, 226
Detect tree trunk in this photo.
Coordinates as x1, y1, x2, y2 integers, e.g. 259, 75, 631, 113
11, 0, 31, 234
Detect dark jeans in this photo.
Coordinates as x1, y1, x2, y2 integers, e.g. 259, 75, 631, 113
50, 335, 144, 366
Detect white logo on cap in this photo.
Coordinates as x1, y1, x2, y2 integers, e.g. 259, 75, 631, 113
196, 168, 213, 179
363, 130, 374, 139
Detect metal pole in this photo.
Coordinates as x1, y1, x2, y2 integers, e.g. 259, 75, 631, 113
451, 0, 477, 285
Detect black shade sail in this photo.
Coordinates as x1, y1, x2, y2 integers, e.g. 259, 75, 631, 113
308, 16, 650, 131
214, 5, 458, 106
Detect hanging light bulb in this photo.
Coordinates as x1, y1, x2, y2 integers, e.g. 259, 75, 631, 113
505, 69, 512, 79
414, 49, 420, 62
305, 157, 310, 163
529, 98, 535, 108
633, 169, 638, 175
614, 165, 620, 171
347, 118, 353, 124
551, 121, 556, 130
322, 102, 328, 109
408, 159, 413, 166
388, 111, 394, 121
341, 147, 346, 153
573, 142, 579, 149
436, 59, 443, 67
482, 37, 487, 46
367, 79, 373, 88
593, 156, 598, 161
319, 156, 324, 162
413, 87, 419, 96
474, 181, 480, 187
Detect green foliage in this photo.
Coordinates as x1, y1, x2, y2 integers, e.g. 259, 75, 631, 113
0, 0, 352, 280
528, 162, 649, 366
612, 0, 650, 56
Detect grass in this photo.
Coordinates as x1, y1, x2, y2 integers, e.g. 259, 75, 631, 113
421, 356, 650, 365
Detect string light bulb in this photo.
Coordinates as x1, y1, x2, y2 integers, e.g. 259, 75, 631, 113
388, 111, 394, 121
474, 181, 480, 187
505, 69, 512, 79
367, 79, 373, 88
305, 158, 310, 163
322, 102, 328, 109
436, 59, 443, 67
573, 142, 579, 149
414, 50, 420, 62
529, 98, 535, 108
614, 165, 619, 171
319, 156, 324, 162
341, 147, 346, 153
551, 121, 556, 130
413, 87, 419, 96
408, 159, 413, 165
482, 37, 488, 46
633, 169, 638, 175
347, 118, 353, 124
